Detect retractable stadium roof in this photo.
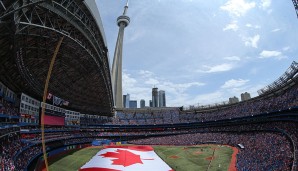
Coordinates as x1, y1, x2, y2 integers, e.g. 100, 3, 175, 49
0, 0, 113, 115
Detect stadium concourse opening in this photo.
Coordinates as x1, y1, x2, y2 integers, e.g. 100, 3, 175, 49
0, 0, 298, 171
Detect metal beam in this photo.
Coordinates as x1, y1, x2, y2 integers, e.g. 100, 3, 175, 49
0, 0, 6, 10
0, 0, 45, 19
293, 0, 298, 18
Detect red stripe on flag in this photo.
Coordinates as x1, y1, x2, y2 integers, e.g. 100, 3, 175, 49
79, 167, 121, 171
104, 145, 153, 152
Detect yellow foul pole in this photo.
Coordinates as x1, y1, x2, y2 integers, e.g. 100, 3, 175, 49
41, 36, 64, 171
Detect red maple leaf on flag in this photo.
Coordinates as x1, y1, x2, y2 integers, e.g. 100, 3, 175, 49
100, 149, 143, 167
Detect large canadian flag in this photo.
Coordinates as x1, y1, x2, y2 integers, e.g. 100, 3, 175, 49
79, 145, 174, 171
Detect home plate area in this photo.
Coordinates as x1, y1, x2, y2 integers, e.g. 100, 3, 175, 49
79, 146, 174, 171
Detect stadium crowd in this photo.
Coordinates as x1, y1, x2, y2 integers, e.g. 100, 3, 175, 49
0, 97, 19, 117
15, 145, 42, 170
0, 133, 27, 171
1, 120, 297, 170
63, 137, 94, 145
0, 70, 297, 170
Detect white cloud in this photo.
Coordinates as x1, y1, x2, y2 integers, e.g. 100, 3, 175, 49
127, 29, 144, 43
271, 28, 280, 32
245, 23, 261, 29
159, 81, 205, 96
259, 50, 281, 57
224, 56, 241, 61
259, 50, 283, 59
145, 78, 159, 85
170, 91, 227, 107
122, 72, 152, 106
220, 0, 256, 17
197, 63, 234, 73
223, 21, 239, 31
246, 23, 252, 27
139, 70, 154, 78
260, 0, 271, 10
161, 80, 205, 106
282, 46, 290, 51
221, 79, 249, 89
192, 91, 225, 106
165, 82, 204, 91
243, 34, 260, 48
186, 82, 265, 107
123, 72, 137, 88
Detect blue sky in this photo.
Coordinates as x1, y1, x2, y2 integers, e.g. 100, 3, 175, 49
96, 0, 298, 107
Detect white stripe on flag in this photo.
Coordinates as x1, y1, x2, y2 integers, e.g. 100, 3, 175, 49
79, 146, 173, 171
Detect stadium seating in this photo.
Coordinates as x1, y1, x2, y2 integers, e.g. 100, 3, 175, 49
0, 69, 298, 171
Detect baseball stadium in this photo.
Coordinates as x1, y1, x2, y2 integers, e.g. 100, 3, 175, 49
0, 0, 298, 171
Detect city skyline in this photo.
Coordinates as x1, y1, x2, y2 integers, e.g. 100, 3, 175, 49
123, 88, 166, 108
97, 0, 298, 107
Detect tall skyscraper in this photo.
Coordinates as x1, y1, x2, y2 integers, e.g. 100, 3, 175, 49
111, 1, 130, 108
229, 96, 239, 104
149, 100, 153, 107
241, 92, 251, 101
159, 90, 166, 107
152, 87, 159, 107
140, 99, 145, 108
123, 95, 126, 108
129, 100, 137, 108
123, 94, 130, 108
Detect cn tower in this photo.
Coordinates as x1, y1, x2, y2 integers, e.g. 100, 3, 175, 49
111, 0, 130, 108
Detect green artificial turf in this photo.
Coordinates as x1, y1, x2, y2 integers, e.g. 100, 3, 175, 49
153, 145, 233, 171
48, 145, 233, 171
48, 147, 101, 171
